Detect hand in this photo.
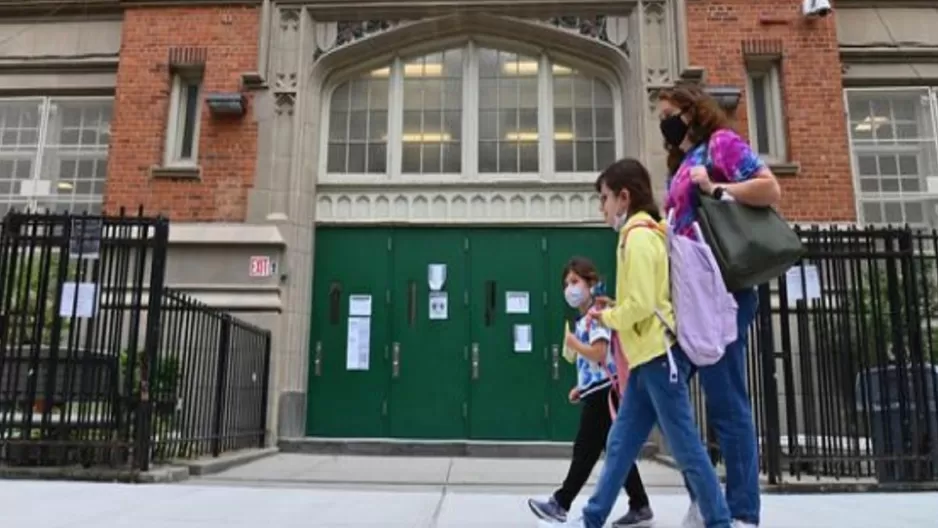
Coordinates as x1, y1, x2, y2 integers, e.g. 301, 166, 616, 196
568, 387, 581, 403
689, 165, 714, 194
564, 329, 579, 349
586, 307, 604, 326
594, 295, 615, 308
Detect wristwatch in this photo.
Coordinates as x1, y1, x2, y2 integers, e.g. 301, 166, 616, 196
711, 186, 726, 200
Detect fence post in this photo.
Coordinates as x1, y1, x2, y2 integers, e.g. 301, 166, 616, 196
212, 316, 232, 457
136, 217, 170, 472
258, 330, 272, 448
757, 282, 783, 484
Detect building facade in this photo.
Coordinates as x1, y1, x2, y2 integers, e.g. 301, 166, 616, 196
0, 0, 930, 443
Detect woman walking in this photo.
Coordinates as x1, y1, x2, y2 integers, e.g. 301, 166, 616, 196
527, 257, 653, 528
655, 84, 782, 528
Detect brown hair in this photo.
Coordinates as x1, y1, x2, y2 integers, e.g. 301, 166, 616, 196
657, 84, 734, 174
562, 256, 600, 287
594, 157, 661, 222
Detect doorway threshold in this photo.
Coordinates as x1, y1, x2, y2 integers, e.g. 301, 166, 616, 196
279, 437, 658, 459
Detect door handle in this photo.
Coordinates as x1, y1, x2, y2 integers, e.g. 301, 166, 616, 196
392, 342, 401, 378
314, 341, 322, 377
551, 344, 560, 380
471, 342, 480, 380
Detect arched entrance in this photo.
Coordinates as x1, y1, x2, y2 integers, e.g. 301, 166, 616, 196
251, 3, 687, 440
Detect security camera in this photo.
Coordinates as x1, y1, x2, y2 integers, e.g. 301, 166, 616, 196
803, 0, 832, 18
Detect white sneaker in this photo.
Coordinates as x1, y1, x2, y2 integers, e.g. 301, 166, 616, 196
681, 502, 704, 528
732, 521, 757, 528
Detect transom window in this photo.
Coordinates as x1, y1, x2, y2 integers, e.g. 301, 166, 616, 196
845, 88, 938, 227
0, 97, 111, 216
325, 42, 619, 178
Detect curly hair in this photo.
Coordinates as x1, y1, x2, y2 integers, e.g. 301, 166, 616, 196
657, 84, 735, 174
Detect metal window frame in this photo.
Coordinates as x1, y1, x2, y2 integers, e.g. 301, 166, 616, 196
318, 38, 624, 182
0, 96, 112, 215
844, 87, 938, 227
746, 62, 787, 163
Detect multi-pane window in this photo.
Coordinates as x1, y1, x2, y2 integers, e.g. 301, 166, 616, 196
0, 98, 111, 216
325, 42, 618, 177
401, 49, 463, 174
327, 73, 389, 174
478, 48, 539, 173
846, 88, 938, 227
553, 68, 615, 172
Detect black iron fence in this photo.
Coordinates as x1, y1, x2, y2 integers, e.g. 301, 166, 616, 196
690, 225, 938, 485
0, 210, 271, 471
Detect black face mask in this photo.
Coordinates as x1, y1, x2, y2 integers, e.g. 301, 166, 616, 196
660, 114, 689, 148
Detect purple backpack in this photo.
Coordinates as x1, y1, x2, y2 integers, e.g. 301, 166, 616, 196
655, 211, 738, 366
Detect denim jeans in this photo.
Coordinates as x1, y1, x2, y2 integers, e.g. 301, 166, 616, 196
685, 288, 761, 525
582, 346, 731, 528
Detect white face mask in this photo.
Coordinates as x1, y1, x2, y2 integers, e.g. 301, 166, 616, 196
564, 284, 588, 309
612, 212, 629, 232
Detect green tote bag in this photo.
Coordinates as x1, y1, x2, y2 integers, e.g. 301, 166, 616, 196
695, 189, 805, 292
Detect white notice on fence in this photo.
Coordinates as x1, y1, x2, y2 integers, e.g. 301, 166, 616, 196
346, 316, 371, 370
786, 265, 821, 303
59, 282, 97, 318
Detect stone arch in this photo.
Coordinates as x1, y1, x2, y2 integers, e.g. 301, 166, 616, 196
296, 13, 638, 197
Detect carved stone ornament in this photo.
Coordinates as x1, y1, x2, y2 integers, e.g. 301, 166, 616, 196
545, 16, 630, 55
275, 93, 296, 116
313, 20, 403, 60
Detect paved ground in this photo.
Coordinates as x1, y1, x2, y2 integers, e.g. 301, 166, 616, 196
194, 453, 687, 490
3, 478, 938, 527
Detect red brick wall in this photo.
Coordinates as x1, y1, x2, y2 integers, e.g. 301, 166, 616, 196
687, 0, 854, 222
105, 6, 258, 221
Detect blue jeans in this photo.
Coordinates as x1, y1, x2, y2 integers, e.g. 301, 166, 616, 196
686, 288, 761, 525
582, 346, 731, 528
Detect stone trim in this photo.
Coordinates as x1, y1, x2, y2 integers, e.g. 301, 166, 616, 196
169, 223, 286, 245
296, 0, 634, 20
769, 162, 800, 177
840, 47, 938, 64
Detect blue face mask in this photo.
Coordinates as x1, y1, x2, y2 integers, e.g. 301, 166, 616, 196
564, 284, 587, 309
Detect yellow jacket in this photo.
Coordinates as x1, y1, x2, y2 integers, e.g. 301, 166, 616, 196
599, 212, 675, 369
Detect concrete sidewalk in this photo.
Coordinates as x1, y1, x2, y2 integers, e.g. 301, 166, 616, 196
195, 453, 686, 490
3, 479, 937, 528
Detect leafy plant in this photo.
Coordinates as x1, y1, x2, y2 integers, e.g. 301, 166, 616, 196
4, 253, 76, 345
119, 349, 182, 411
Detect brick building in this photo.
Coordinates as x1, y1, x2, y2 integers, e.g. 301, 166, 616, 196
0, 0, 932, 443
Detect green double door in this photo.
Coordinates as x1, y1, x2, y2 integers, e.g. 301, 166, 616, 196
307, 227, 615, 441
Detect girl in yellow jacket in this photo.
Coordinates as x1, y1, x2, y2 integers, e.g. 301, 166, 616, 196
560, 158, 732, 528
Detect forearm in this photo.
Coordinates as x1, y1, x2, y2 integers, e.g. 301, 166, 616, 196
717, 171, 780, 207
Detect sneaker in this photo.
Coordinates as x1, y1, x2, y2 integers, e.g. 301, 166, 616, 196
681, 502, 704, 528
612, 506, 654, 527
528, 497, 568, 523
732, 521, 758, 528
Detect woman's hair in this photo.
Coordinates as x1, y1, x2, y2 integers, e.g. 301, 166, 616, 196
657, 84, 734, 174
594, 157, 662, 221
562, 256, 599, 287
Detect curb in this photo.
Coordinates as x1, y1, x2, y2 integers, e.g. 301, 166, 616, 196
279, 438, 659, 460
648, 453, 938, 493
0, 447, 278, 483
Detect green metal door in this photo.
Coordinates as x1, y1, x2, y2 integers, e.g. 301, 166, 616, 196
307, 228, 391, 437
388, 229, 470, 438
544, 228, 618, 441
467, 229, 549, 440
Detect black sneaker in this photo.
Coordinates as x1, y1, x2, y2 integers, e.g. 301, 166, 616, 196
527, 496, 568, 523
612, 506, 654, 528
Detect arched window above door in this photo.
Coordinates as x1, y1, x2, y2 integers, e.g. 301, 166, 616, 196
324, 42, 620, 179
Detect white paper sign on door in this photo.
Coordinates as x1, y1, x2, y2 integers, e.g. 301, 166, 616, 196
429, 291, 448, 320
59, 282, 97, 318
513, 324, 533, 353
346, 316, 371, 370
349, 294, 372, 317
506, 291, 530, 314
428, 264, 447, 291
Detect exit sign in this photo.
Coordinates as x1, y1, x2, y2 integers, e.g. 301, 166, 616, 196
249, 256, 276, 278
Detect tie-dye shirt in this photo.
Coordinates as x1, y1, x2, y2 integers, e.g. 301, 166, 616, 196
664, 128, 765, 238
